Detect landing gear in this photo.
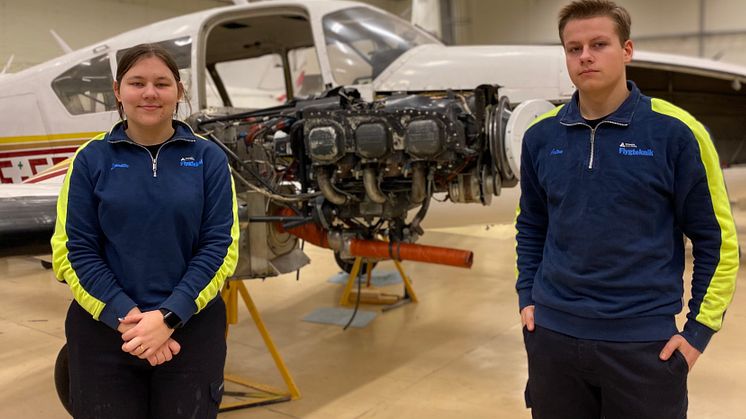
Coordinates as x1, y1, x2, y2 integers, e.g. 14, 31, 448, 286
334, 251, 376, 275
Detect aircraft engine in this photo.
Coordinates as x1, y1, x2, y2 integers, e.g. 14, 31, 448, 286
194, 86, 550, 277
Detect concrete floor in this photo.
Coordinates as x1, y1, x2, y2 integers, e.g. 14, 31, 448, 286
1, 215, 745, 418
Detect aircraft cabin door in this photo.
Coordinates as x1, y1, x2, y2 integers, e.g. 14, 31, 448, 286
203, 11, 323, 110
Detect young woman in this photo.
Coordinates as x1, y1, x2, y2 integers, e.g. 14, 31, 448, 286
52, 43, 239, 418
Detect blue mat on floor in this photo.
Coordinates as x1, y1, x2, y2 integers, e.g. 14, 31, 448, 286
302, 307, 377, 328
327, 270, 403, 287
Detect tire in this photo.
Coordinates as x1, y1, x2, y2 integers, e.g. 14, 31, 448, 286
54, 344, 73, 416
334, 252, 376, 275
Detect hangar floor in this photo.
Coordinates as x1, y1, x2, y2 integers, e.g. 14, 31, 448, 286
1, 213, 745, 419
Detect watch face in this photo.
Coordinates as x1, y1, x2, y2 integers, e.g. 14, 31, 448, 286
162, 310, 182, 329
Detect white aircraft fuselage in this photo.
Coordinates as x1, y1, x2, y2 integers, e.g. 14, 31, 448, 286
3, 0, 745, 183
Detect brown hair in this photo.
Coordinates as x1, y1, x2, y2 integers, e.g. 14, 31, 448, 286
114, 43, 185, 120
558, 0, 631, 45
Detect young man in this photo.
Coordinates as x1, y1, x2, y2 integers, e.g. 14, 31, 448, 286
515, 1, 739, 418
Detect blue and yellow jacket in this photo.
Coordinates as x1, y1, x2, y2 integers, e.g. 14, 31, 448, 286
52, 120, 239, 330
515, 81, 738, 352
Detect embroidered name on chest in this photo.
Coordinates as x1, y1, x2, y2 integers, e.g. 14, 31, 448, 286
618, 142, 654, 157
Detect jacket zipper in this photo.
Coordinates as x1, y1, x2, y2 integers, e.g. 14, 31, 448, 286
590, 121, 628, 169
152, 144, 168, 177
109, 137, 195, 177
128, 142, 171, 178
561, 120, 628, 170
564, 122, 597, 169
588, 126, 596, 169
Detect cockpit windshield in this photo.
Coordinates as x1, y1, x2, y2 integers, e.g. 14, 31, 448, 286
322, 7, 440, 86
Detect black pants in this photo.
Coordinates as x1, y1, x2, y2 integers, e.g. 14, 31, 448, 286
523, 325, 688, 419
65, 299, 226, 419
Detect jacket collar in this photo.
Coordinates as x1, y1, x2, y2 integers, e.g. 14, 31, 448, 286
106, 120, 199, 143
559, 80, 641, 126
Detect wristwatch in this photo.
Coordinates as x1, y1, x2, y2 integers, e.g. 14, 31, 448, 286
159, 308, 183, 329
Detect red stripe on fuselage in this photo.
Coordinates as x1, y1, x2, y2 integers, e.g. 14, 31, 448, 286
23, 167, 69, 183
0, 147, 79, 159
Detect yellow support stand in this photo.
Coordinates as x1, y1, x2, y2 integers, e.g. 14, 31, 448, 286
339, 257, 419, 307
219, 279, 301, 412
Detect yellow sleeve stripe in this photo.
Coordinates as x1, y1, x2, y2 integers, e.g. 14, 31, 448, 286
527, 104, 564, 130
514, 105, 562, 279
651, 98, 739, 331
51, 133, 108, 320
194, 165, 240, 312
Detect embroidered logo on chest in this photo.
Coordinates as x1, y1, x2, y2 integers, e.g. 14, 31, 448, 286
179, 156, 203, 168
618, 142, 654, 157
111, 163, 129, 170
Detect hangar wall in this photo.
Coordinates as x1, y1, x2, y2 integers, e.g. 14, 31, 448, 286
455, 0, 746, 67
2, 0, 745, 73
0, 0, 225, 72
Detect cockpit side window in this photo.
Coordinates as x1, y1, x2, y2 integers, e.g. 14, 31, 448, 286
51, 54, 117, 115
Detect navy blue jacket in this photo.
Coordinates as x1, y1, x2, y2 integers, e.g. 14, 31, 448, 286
515, 82, 738, 352
52, 120, 239, 330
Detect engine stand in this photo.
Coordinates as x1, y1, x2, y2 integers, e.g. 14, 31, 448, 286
219, 279, 301, 412
339, 257, 419, 310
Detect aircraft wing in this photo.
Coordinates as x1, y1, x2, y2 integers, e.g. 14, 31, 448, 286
0, 184, 59, 257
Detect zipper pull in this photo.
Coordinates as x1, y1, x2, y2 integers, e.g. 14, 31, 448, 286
152, 160, 157, 178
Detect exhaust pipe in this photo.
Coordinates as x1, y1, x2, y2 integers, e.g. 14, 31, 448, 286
363, 166, 387, 204
315, 167, 347, 205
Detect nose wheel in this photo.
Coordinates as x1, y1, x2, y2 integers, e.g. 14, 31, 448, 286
334, 250, 377, 275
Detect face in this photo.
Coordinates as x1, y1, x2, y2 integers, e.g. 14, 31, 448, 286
113, 55, 182, 131
562, 16, 633, 96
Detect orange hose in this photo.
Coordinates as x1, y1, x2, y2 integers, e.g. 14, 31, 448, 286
284, 221, 330, 248
349, 239, 473, 269
276, 208, 473, 268
274, 208, 329, 248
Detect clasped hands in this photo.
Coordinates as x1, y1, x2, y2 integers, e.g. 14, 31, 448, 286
118, 307, 180, 366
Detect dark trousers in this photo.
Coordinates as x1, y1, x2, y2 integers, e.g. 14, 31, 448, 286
65, 299, 227, 419
523, 325, 688, 419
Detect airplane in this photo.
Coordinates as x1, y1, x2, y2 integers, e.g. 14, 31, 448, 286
1, 0, 746, 275
3, 1, 746, 414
